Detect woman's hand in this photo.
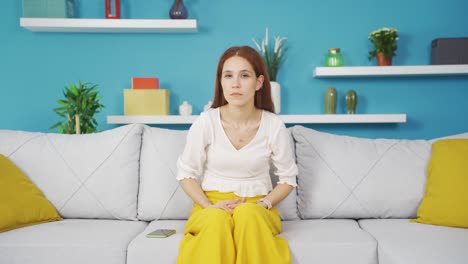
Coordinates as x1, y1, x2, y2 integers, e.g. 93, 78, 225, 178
256, 201, 269, 209
208, 198, 246, 212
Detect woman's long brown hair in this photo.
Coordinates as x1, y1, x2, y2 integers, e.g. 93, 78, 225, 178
211, 46, 275, 113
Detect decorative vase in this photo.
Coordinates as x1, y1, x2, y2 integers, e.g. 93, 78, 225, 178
105, 0, 120, 19
270, 81, 281, 114
179, 101, 192, 115
325, 48, 344, 67
324, 87, 337, 114
345, 90, 358, 114
376, 52, 392, 66
169, 0, 188, 19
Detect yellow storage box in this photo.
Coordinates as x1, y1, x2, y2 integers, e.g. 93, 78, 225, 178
124, 89, 170, 115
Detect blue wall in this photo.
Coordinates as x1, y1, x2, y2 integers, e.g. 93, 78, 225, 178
1, 0, 467, 139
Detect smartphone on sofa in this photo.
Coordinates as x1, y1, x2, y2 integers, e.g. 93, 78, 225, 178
146, 229, 176, 238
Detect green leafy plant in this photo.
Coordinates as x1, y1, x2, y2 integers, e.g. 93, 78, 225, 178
50, 82, 104, 134
252, 28, 288, 82
368, 27, 399, 60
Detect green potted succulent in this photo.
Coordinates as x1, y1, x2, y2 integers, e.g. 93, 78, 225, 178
50, 81, 104, 134
368, 27, 399, 66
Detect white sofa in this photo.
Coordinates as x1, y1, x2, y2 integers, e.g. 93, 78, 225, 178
1, 124, 467, 264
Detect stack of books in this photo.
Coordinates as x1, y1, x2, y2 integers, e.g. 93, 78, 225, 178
124, 77, 170, 115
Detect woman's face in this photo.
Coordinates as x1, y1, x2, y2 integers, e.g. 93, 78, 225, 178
221, 56, 264, 108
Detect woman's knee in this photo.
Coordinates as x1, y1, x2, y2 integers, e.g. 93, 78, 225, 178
197, 207, 233, 228
233, 202, 264, 221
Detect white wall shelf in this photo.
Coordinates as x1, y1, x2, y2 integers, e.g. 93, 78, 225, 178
107, 114, 407, 125
20, 18, 198, 33
314, 65, 468, 77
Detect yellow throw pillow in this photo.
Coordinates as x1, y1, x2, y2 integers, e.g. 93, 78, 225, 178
0, 154, 62, 233
412, 139, 468, 228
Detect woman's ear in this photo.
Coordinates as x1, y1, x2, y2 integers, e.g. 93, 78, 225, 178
256, 75, 264, 91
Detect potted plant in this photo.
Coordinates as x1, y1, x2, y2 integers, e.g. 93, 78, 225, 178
252, 28, 288, 82
252, 28, 287, 113
50, 81, 104, 134
368, 27, 399, 66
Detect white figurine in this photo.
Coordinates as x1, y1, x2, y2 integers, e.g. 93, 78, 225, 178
203, 100, 213, 112
179, 101, 192, 116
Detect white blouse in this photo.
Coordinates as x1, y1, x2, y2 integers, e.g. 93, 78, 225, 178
176, 108, 298, 197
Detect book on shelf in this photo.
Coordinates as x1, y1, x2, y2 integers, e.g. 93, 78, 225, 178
124, 89, 169, 115
132, 77, 159, 89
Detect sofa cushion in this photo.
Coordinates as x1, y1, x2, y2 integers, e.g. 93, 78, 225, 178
282, 220, 377, 264
292, 125, 432, 219
0, 154, 62, 232
412, 139, 468, 228
292, 127, 468, 220
128, 219, 377, 264
359, 219, 468, 264
0, 219, 148, 264
138, 126, 191, 221
127, 220, 187, 264
137, 125, 298, 221
0, 124, 143, 220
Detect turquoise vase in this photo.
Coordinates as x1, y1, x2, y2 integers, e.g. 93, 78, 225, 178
324, 87, 337, 114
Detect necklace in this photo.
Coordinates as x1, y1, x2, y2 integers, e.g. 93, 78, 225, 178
220, 108, 261, 149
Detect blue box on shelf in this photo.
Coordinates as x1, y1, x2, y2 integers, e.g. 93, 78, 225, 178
22, 0, 74, 18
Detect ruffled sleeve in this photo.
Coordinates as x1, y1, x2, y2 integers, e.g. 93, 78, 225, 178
269, 120, 298, 187
176, 112, 211, 181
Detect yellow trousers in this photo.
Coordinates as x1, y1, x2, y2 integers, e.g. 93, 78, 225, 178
176, 191, 291, 264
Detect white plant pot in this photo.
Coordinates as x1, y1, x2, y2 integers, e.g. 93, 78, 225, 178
270, 81, 281, 114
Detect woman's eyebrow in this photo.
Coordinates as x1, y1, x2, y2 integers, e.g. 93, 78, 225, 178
222, 69, 253, 73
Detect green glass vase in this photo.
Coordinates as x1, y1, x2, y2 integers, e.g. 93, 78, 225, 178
345, 90, 358, 114
325, 48, 344, 67
324, 87, 337, 114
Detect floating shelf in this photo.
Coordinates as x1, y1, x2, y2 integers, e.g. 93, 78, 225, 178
314, 65, 468, 77
20, 18, 198, 33
107, 114, 407, 125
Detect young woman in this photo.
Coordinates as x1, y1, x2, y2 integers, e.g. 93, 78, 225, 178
176, 46, 298, 264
